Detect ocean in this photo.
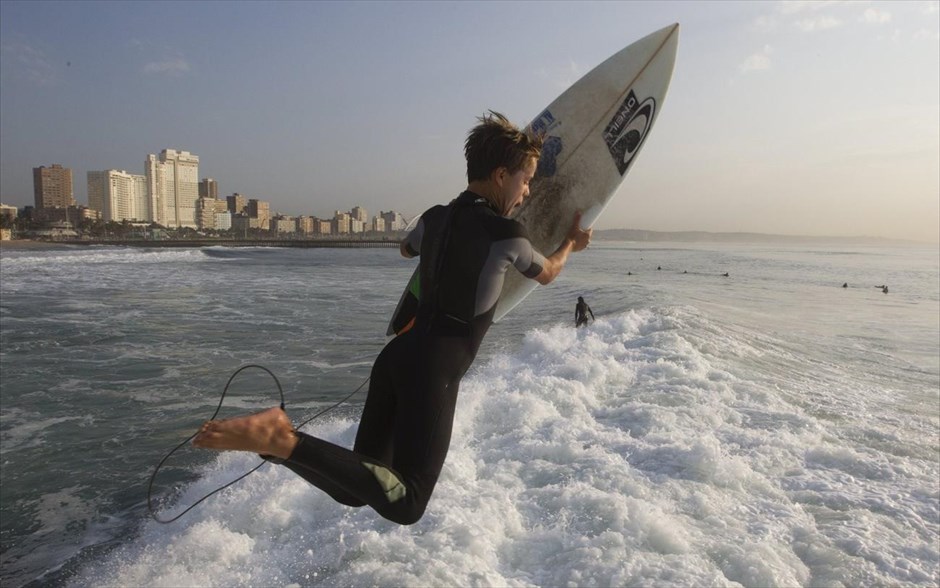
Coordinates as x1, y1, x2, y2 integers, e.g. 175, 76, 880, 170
1, 240, 937, 587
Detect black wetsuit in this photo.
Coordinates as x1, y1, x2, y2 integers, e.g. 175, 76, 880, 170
280, 191, 546, 525
575, 300, 594, 327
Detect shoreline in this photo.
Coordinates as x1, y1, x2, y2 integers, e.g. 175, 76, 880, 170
0, 239, 74, 250
1, 231, 932, 250
0, 238, 401, 250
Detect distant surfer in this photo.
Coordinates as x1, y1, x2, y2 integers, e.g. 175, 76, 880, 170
843, 282, 848, 288
575, 296, 594, 327
193, 112, 591, 525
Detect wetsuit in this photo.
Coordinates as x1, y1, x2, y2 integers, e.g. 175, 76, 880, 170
575, 300, 594, 327
280, 191, 546, 525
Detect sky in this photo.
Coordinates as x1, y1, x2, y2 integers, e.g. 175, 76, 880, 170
1, 1, 938, 243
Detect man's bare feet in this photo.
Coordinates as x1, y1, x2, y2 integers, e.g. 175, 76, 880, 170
192, 407, 299, 460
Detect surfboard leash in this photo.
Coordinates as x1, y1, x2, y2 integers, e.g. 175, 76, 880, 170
147, 364, 369, 524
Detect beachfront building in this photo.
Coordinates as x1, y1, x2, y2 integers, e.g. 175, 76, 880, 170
380, 210, 406, 232
145, 149, 199, 229
226, 193, 248, 214
0, 203, 18, 224
31, 205, 99, 227
199, 178, 218, 200
296, 215, 315, 235
247, 199, 270, 229
271, 215, 295, 234
317, 219, 332, 235
33, 164, 75, 209
214, 211, 232, 231
351, 205, 368, 224
196, 197, 230, 231
372, 216, 386, 233
87, 170, 149, 222
333, 211, 351, 234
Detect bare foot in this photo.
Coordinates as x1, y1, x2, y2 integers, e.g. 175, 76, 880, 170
192, 407, 299, 460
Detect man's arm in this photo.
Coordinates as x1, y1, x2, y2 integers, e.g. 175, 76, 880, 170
535, 213, 592, 285
400, 240, 416, 258
400, 218, 424, 259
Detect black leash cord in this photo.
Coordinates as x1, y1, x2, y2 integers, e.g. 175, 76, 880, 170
147, 364, 368, 524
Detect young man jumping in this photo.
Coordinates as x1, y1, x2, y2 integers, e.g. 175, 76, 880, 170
194, 112, 591, 525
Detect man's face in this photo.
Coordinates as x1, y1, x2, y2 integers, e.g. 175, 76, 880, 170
499, 157, 538, 215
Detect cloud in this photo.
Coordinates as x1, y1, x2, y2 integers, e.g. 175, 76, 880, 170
751, 14, 778, 32
778, 0, 848, 16
739, 45, 773, 73
860, 8, 891, 24
795, 16, 843, 32
143, 58, 191, 76
536, 57, 584, 89
0, 39, 57, 86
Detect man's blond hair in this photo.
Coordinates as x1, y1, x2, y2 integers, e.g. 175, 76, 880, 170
464, 111, 543, 182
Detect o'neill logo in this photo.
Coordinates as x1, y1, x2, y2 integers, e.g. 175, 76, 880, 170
602, 90, 656, 175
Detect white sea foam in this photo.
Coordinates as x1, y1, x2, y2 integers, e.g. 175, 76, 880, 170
71, 309, 939, 587
0, 247, 206, 269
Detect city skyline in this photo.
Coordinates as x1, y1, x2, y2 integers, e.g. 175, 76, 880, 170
2, 1, 938, 242
18, 151, 408, 234
15, 151, 414, 229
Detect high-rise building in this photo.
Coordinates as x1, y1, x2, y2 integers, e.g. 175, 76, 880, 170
33, 164, 75, 209
196, 197, 229, 230
214, 211, 232, 231
226, 193, 248, 214
333, 211, 351, 234
145, 154, 165, 225
199, 178, 218, 200
145, 149, 199, 228
271, 215, 295, 234
87, 170, 149, 222
372, 216, 386, 232
351, 205, 368, 223
247, 199, 270, 229
380, 210, 405, 232
296, 216, 316, 235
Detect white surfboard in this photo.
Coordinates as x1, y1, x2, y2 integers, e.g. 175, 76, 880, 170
388, 24, 679, 335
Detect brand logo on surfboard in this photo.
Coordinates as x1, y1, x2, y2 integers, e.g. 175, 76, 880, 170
531, 110, 563, 178
602, 91, 656, 175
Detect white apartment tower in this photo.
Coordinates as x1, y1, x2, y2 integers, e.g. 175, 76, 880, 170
87, 170, 149, 222
146, 149, 199, 228
380, 210, 405, 231
351, 205, 368, 223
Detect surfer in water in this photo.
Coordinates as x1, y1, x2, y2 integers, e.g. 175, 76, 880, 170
194, 111, 592, 525
575, 296, 594, 327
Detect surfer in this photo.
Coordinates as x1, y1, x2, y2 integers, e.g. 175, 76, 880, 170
193, 111, 592, 525
575, 296, 594, 327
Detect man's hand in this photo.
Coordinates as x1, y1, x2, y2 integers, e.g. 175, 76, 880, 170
535, 211, 593, 285
566, 212, 592, 252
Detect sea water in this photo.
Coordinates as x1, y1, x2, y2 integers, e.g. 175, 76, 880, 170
0, 241, 937, 587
